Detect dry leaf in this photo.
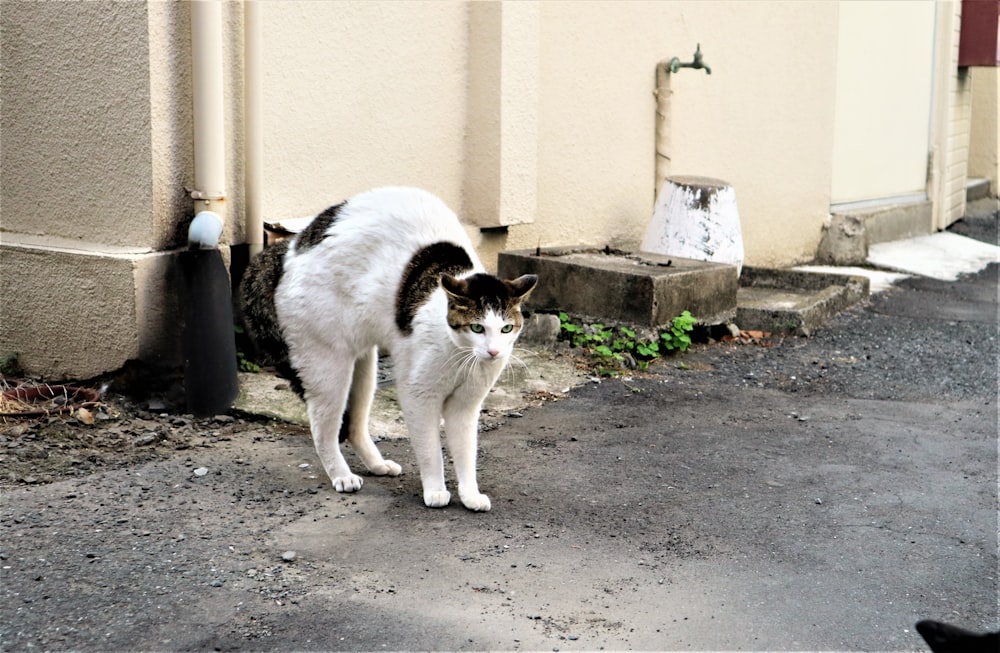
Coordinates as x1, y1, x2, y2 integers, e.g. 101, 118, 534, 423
76, 407, 95, 425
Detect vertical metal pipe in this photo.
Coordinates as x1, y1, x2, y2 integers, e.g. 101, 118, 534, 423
190, 0, 226, 218
654, 61, 673, 196
183, 0, 238, 416
244, 0, 264, 256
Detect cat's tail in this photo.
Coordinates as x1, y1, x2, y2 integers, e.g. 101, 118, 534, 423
238, 240, 304, 397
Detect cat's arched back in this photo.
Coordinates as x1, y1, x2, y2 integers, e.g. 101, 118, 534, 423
239, 187, 536, 511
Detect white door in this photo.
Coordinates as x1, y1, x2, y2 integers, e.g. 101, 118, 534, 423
830, 1, 936, 207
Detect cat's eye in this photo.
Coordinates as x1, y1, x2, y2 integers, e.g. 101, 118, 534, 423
469, 323, 485, 334
501, 325, 514, 334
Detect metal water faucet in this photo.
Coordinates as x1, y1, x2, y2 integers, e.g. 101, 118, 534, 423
669, 43, 711, 75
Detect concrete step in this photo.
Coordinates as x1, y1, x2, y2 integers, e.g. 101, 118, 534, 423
867, 231, 1000, 281
818, 198, 932, 265
734, 267, 870, 336
498, 246, 876, 338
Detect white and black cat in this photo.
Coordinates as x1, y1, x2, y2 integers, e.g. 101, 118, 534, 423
239, 187, 537, 511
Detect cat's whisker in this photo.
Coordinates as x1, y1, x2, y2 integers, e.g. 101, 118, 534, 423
448, 347, 480, 382
511, 346, 539, 362
508, 351, 530, 372
443, 347, 470, 369
457, 356, 474, 373
501, 352, 530, 384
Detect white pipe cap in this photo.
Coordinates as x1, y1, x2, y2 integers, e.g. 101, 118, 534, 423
188, 211, 224, 249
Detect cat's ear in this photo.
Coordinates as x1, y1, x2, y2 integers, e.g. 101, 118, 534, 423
440, 273, 471, 300
504, 274, 538, 301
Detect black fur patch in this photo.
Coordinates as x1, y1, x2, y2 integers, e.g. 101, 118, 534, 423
295, 202, 345, 252
238, 239, 305, 397
396, 242, 474, 334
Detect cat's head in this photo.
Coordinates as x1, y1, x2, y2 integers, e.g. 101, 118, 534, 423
440, 273, 538, 361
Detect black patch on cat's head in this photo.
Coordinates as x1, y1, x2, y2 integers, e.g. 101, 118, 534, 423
295, 202, 346, 252
396, 242, 474, 334
441, 273, 538, 331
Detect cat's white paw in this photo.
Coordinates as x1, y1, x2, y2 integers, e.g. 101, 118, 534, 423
423, 489, 451, 508
370, 459, 402, 476
460, 492, 492, 512
333, 474, 364, 493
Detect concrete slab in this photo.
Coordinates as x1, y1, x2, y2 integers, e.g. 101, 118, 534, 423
867, 231, 1000, 281
498, 247, 738, 327
735, 267, 869, 335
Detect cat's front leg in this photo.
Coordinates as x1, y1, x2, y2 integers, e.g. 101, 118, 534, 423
443, 397, 491, 512
399, 390, 451, 508
413, 433, 451, 508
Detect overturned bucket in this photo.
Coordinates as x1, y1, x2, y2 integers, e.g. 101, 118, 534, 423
640, 175, 744, 276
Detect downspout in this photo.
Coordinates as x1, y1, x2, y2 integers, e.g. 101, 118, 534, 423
188, 0, 227, 246
244, 0, 264, 257
181, 0, 238, 416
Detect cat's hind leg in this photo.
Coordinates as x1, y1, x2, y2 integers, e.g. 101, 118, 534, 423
298, 353, 363, 493
345, 347, 402, 477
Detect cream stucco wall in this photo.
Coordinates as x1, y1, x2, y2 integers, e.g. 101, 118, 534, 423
474, 1, 840, 269
656, 1, 840, 268
1, 2, 155, 248
258, 1, 469, 219
1, 1, 236, 379
969, 68, 999, 195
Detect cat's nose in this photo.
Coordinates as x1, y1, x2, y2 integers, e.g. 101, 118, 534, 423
487, 349, 500, 358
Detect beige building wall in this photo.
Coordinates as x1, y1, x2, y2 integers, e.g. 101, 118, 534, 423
2, 2, 156, 247
646, 1, 840, 269
258, 1, 469, 220
254, 1, 843, 269
969, 68, 999, 195
0, 0, 976, 380
2, 2, 163, 379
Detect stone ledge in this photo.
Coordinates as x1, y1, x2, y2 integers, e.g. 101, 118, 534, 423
498, 247, 738, 327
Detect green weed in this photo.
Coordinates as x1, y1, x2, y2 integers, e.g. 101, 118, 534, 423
558, 310, 697, 374
234, 325, 262, 373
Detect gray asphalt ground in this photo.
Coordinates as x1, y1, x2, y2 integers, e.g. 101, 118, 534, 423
1, 206, 997, 652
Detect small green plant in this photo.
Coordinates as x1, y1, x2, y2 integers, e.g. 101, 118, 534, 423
237, 350, 261, 373
234, 325, 262, 373
660, 310, 696, 353
558, 310, 697, 374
